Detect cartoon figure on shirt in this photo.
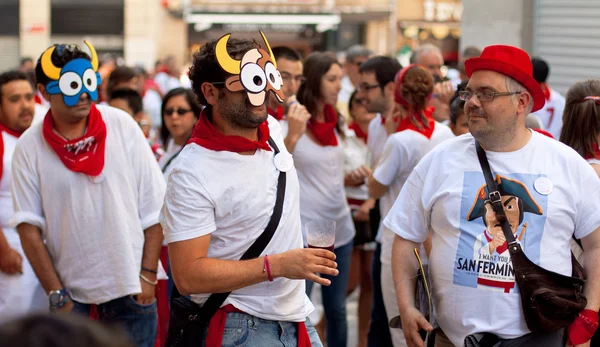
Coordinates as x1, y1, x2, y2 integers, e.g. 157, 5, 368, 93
215, 31, 284, 107
40, 40, 101, 107
465, 175, 543, 293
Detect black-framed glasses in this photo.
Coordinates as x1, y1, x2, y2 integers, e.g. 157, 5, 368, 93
280, 73, 306, 84
357, 83, 380, 93
459, 90, 522, 102
164, 108, 192, 116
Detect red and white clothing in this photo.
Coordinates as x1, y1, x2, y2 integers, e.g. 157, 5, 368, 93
160, 115, 313, 322
10, 105, 166, 304
343, 127, 369, 202
0, 128, 46, 322
531, 88, 565, 139
280, 121, 355, 249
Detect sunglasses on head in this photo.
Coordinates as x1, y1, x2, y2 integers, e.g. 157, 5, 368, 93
164, 108, 192, 116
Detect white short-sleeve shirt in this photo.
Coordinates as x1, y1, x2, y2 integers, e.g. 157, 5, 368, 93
160, 116, 313, 322
383, 131, 600, 345
367, 114, 387, 168
10, 105, 166, 304
1, 132, 20, 244
280, 121, 355, 249
343, 128, 369, 201
531, 88, 565, 139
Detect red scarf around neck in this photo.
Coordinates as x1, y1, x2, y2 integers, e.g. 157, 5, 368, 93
187, 109, 272, 153
395, 106, 436, 139
42, 104, 107, 177
268, 105, 285, 121
349, 122, 368, 143
585, 144, 600, 160
0, 124, 24, 180
307, 104, 338, 146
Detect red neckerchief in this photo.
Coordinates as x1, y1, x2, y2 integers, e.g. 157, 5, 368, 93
541, 83, 551, 101
34, 94, 43, 105
307, 104, 338, 146
206, 305, 311, 347
532, 128, 554, 139
268, 105, 285, 121
0, 124, 24, 180
187, 109, 271, 153
395, 107, 436, 139
585, 144, 600, 160
349, 122, 368, 143
42, 104, 107, 177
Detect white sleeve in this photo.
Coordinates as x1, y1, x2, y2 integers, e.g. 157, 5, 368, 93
10, 142, 46, 230
279, 120, 289, 138
573, 162, 600, 239
129, 119, 167, 230
383, 161, 430, 243
160, 169, 216, 243
373, 136, 408, 186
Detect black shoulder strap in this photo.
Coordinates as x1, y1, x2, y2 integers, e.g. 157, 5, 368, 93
171, 136, 287, 319
474, 141, 518, 245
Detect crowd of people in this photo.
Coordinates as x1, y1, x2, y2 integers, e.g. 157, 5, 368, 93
0, 31, 599, 347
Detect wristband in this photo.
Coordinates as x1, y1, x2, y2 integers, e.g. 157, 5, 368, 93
568, 309, 599, 345
139, 273, 158, 286
141, 267, 158, 274
263, 255, 273, 282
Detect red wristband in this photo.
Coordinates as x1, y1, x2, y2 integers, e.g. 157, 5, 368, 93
568, 309, 599, 345
263, 255, 273, 282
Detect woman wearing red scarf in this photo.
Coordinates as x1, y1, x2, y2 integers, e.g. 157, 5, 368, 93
367, 64, 454, 347
281, 52, 355, 347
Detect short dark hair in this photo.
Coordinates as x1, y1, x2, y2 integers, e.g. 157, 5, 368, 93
188, 38, 259, 110
0, 314, 133, 347
272, 46, 302, 62
359, 56, 402, 89
107, 66, 138, 95
0, 70, 30, 103
20, 57, 33, 67
531, 57, 550, 83
109, 88, 144, 115
35, 44, 91, 87
160, 87, 202, 147
449, 80, 468, 124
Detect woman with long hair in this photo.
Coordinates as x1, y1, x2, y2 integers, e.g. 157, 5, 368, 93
560, 80, 600, 178
281, 52, 355, 347
368, 64, 454, 347
158, 88, 201, 176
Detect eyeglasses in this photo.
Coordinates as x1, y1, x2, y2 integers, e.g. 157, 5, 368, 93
459, 90, 522, 102
357, 83, 380, 93
164, 108, 192, 116
281, 73, 306, 84
351, 60, 367, 67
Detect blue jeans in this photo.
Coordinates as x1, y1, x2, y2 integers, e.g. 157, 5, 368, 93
72, 295, 157, 347
306, 241, 353, 347
367, 242, 393, 347
199, 312, 323, 347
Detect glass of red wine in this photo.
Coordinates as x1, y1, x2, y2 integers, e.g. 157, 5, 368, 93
306, 219, 336, 252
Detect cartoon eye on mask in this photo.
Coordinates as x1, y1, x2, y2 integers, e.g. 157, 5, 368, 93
41, 40, 102, 107
215, 31, 285, 107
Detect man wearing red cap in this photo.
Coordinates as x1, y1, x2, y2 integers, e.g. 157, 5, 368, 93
386, 45, 600, 347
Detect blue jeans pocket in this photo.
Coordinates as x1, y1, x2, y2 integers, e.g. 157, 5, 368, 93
221, 313, 253, 347
125, 295, 157, 315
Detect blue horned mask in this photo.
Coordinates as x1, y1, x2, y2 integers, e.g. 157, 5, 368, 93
40, 41, 102, 107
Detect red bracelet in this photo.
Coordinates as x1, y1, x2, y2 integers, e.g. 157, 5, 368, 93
568, 309, 599, 345
263, 255, 273, 282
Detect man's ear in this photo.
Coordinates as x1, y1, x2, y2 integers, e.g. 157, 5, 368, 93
201, 82, 221, 106
518, 92, 533, 115
383, 81, 395, 98
37, 84, 51, 102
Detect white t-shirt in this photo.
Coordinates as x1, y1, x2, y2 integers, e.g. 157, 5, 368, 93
374, 122, 454, 258
343, 128, 368, 201
154, 72, 182, 95
1, 132, 19, 245
33, 104, 48, 125
10, 105, 166, 304
383, 131, 600, 346
531, 89, 565, 139
158, 138, 183, 180
367, 114, 387, 168
160, 116, 313, 322
280, 121, 355, 248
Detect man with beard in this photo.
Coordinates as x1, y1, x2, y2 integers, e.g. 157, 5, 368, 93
10, 42, 165, 347
386, 45, 600, 347
160, 33, 338, 346
0, 70, 46, 322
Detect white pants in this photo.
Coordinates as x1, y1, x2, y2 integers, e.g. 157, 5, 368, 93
381, 228, 408, 347
0, 239, 47, 323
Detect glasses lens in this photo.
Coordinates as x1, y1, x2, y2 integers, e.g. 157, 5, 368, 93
164, 108, 174, 116
176, 108, 190, 115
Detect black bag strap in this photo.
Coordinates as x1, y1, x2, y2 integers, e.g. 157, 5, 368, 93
171, 136, 287, 320
474, 141, 518, 245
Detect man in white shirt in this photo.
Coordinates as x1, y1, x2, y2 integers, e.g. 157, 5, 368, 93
160, 32, 338, 346
0, 70, 46, 323
388, 45, 600, 347
10, 42, 166, 347
530, 57, 565, 139
338, 45, 373, 119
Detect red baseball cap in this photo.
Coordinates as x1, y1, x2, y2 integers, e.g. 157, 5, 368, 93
464, 45, 545, 112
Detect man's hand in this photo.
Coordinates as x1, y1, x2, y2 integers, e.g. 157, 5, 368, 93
345, 165, 372, 187
136, 278, 157, 305
0, 248, 23, 275
433, 81, 455, 104
354, 198, 375, 222
287, 103, 311, 138
56, 299, 74, 314
400, 307, 433, 347
271, 248, 338, 286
